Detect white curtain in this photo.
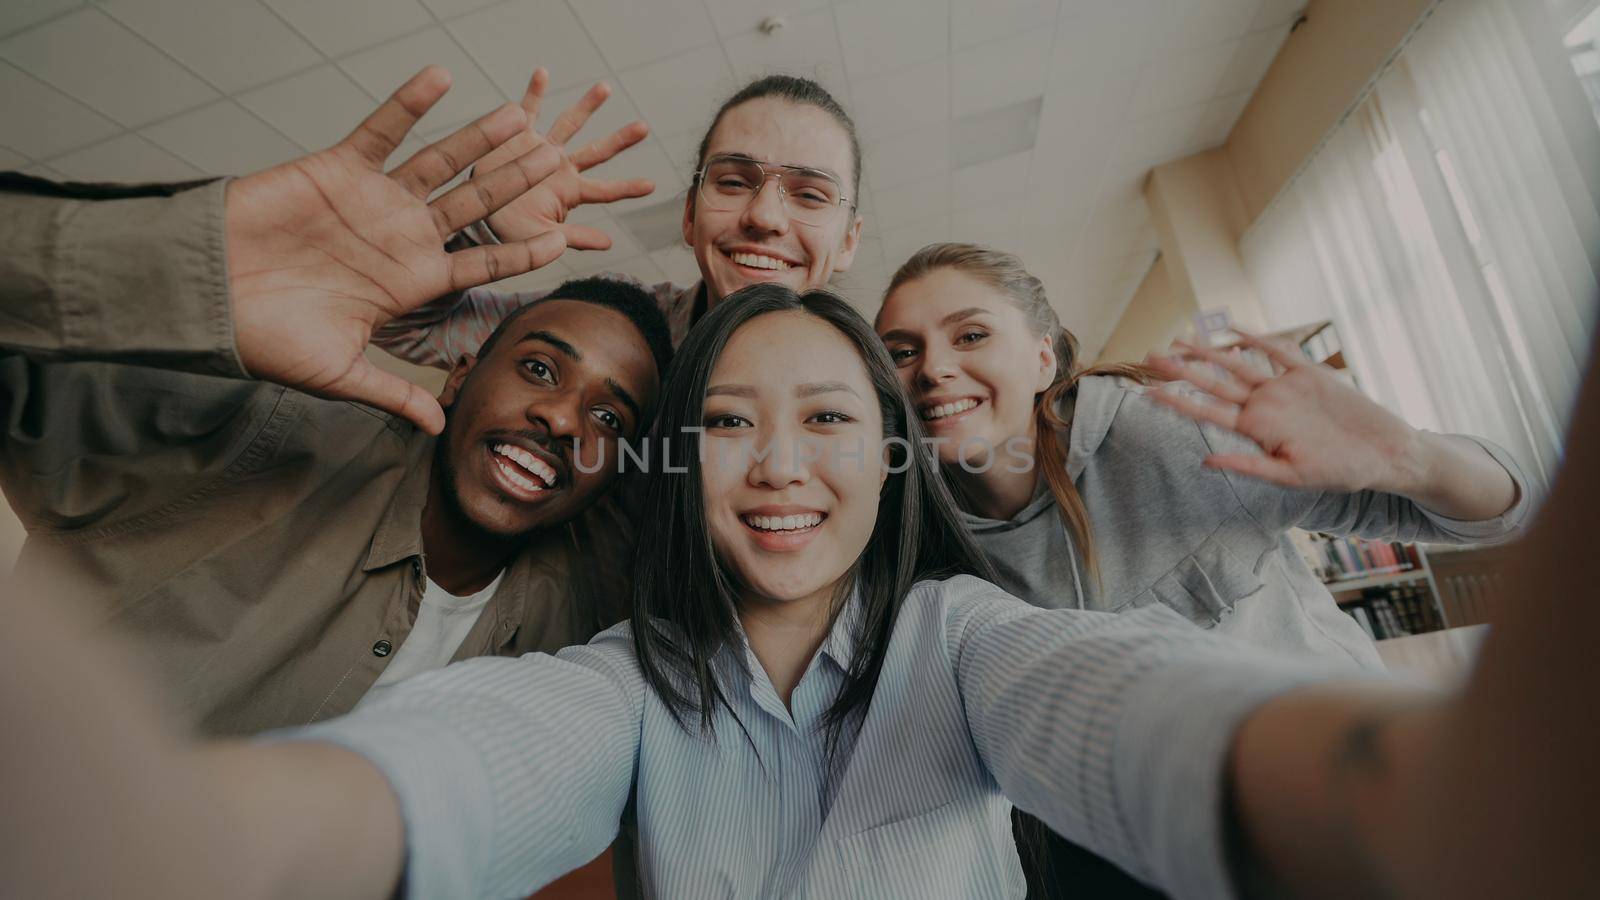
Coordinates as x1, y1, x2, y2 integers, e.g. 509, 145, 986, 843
1242, 0, 1600, 495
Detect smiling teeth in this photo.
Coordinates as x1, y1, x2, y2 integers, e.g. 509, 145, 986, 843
492, 443, 556, 489
731, 251, 792, 271
742, 512, 823, 532
922, 398, 980, 421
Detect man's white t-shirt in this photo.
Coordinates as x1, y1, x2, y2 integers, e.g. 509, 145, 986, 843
356, 571, 503, 707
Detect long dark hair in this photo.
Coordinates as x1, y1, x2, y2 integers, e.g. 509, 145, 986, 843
884, 243, 1160, 585
630, 284, 994, 755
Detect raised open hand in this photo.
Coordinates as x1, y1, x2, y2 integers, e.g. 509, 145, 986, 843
225, 66, 571, 435
1144, 331, 1422, 493
472, 68, 656, 249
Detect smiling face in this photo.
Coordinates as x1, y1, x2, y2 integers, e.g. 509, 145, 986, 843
684, 97, 864, 306
700, 310, 885, 609
438, 299, 660, 538
876, 268, 1056, 467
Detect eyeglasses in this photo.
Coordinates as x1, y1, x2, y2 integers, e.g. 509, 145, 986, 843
694, 154, 853, 227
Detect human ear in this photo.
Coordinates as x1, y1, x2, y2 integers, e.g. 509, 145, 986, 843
1034, 335, 1058, 393
437, 353, 478, 408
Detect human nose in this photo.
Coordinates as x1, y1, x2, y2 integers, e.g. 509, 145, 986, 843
916, 344, 959, 389
740, 175, 791, 234
747, 421, 812, 490
530, 390, 581, 443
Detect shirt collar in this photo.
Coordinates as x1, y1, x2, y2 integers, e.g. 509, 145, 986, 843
363, 431, 435, 572
820, 585, 865, 672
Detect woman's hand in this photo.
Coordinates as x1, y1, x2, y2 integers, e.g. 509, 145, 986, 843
225, 66, 573, 435
1144, 332, 1424, 494
471, 68, 657, 251
1145, 331, 1519, 518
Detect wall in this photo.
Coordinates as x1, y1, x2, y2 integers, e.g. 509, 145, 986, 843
1145, 147, 1265, 333
1227, 0, 1436, 222
1105, 0, 1437, 351
1095, 256, 1195, 364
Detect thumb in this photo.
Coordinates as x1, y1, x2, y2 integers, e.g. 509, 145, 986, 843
340, 357, 448, 435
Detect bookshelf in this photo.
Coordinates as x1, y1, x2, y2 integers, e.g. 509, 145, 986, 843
1231, 321, 1455, 643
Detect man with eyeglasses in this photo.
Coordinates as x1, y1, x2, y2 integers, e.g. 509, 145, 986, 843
375, 73, 867, 360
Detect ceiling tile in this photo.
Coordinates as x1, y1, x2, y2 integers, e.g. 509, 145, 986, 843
1126, 38, 1239, 119
1215, 25, 1288, 96
0, 0, 83, 39
540, 81, 644, 159
19, 161, 68, 178
873, 171, 950, 231
604, 254, 668, 286
0, 145, 28, 168
263, 0, 432, 57
238, 65, 377, 152
1251, 0, 1305, 32
0, 63, 120, 157
341, 27, 504, 138
47, 132, 202, 181
850, 57, 947, 145
485, 264, 574, 295
562, 212, 646, 274
570, 0, 712, 71
1171, 0, 1261, 49
951, 151, 1030, 212
582, 138, 686, 216
881, 214, 952, 266
1052, 0, 1169, 81
649, 245, 700, 285
657, 127, 702, 175
864, 122, 949, 191
951, 29, 1053, 119
447, 0, 609, 97
952, 0, 1058, 50
418, 0, 502, 19
619, 46, 736, 135
836, 0, 949, 83
141, 100, 302, 174
0, 8, 216, 127
948, 200, 1021, 245
701, 0, 831, 39
950, 96, 1041, 167
1191, 90, 1252, 148
100, 0, 321, 93
1120, 105, 1206, 168
723, 7, 849, 104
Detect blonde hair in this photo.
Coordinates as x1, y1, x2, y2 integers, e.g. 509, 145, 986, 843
883, 242, 1157, 583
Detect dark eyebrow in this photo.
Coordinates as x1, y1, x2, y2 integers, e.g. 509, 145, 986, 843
517, 330, 580, 361
605, 378, 642, 424
705, 384, 756, 398
797, 381, 859, 399
717, 152, 845, 185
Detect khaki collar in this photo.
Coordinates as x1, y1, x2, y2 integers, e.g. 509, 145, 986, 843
363, 430, 435, 572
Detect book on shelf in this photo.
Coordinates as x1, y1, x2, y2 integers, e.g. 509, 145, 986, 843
1340, 584, 1445, 640
1288, 530, 1422, 584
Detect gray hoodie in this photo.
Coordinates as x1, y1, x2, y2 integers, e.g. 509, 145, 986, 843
961, 376, 1531, 670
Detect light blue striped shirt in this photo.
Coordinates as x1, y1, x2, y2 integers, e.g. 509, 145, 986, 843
297, 575, 1329, 899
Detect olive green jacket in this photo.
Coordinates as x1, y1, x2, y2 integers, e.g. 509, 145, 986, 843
0, 173, 623, 735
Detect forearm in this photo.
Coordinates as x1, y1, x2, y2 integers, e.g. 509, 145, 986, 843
1227, 687, 1447, 899
0, 177, 246, 377
198, 741, 405, 900
1388, 431, 1519, 522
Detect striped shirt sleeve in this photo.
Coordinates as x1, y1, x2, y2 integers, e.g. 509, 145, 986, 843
941, 575, 1331, 900
290, 626, 644, 899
